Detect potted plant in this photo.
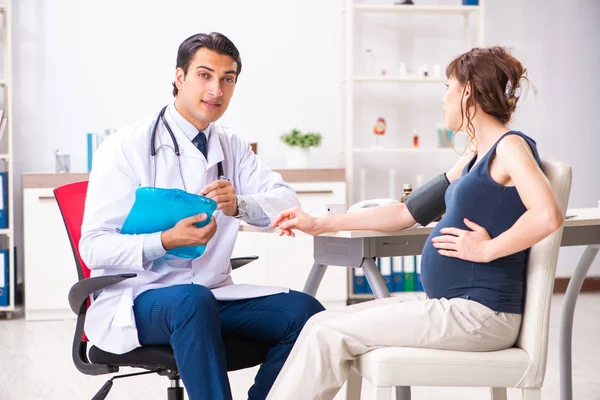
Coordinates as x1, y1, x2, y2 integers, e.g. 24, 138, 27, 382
280, 128, 322, 168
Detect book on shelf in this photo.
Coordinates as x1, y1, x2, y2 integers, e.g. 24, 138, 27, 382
0, 116, 7, 151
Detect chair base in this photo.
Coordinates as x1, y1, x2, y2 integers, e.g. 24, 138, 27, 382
491, 387, 507, 400
167, 386, 184, 400
396, 386, 411, 400
491, 387, 541, 400
521, 388, 541, 400
168, 376, 184, 400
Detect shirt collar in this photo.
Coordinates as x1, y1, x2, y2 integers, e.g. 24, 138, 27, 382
163, 101, 224, 167
167, 101, 210, 142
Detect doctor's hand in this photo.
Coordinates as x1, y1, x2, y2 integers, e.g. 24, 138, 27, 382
161, 213, 217, 251
431, 218, 492, 263
273, 208, 320, 237
200, 180, 237, 217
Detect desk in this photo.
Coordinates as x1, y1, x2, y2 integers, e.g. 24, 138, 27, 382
557, 208, 600, 400
244, 207, 600, 400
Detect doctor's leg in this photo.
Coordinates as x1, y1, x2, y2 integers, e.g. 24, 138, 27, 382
219, 290, 325, 400
134, 284, 231, 400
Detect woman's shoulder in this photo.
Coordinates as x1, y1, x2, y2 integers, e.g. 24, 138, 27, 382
500, 130, 537, 146
496, 131, 540, 163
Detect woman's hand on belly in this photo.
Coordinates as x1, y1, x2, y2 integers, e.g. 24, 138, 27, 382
431, 218, 492, 263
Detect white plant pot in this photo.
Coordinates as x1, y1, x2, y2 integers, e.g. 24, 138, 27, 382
286, 147, 310, 169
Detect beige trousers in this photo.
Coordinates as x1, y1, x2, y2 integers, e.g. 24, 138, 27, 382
267, 296, 522, 400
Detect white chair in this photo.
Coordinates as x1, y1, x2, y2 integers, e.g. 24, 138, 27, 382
348, 158, 572, 400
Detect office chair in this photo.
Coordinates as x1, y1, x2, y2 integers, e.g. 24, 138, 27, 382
54, 181, 272, 400
347, 158, 572, 400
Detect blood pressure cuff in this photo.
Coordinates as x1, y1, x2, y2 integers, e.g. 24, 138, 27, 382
404, 173, 450, 226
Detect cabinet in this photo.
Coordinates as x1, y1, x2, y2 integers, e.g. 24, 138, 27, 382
23, 188, 78, 320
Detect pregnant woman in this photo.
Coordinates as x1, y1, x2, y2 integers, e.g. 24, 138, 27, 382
266, 46, 563, 400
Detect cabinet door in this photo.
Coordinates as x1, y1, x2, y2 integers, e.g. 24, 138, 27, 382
24, 188, 78, 320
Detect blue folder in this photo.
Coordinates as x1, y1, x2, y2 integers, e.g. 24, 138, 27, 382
352, 268, 366, 294
0, 249, 8, 306
0, 172, 8, 229
378, 257, 394, 293
391, 256, 404, 293
415, 255, 424, 291
121, 187, 217, 259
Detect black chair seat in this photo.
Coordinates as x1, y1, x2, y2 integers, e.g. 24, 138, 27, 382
89, 337, 273, 372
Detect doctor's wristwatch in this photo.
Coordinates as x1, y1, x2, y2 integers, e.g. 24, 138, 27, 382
234, 196, 247, 219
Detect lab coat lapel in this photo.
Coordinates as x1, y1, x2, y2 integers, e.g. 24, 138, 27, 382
154, 119, 225, 194
152, 122, 202, 193
179, 124, 225, 194
205, 124, 225, 171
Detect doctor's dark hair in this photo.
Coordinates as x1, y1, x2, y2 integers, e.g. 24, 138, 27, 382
172, 32, 242, 97
445, 46, 534, 142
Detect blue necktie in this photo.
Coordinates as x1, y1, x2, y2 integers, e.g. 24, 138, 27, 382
192, 131, 207, 159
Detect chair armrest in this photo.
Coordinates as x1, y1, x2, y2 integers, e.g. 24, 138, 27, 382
68, 274, 137, 314
231, 256, 259, 270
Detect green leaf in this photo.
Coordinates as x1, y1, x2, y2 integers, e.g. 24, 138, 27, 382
280, 129, 323, 148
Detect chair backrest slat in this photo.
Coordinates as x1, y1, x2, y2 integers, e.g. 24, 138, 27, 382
515, 158, 572, 387
54, 181, 91, 343
54, 181, 90, 281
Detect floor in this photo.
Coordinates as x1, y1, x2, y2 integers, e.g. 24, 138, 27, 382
0, 294, 598, 400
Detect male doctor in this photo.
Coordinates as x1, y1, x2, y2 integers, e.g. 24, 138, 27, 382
80, 32, 324, 400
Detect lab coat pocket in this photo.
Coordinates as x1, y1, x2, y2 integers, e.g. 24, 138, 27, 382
163, 254, 194, 268
111, 287, 135, 328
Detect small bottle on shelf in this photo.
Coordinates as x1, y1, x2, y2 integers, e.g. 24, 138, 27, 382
401, 184, 413, 203
365, 49, 377, 76
412, 128, 419, 148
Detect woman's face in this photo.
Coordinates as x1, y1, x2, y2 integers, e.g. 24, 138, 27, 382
441, 77, 469, 132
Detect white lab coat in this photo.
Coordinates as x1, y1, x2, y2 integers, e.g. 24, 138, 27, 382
80, 104, 300, 354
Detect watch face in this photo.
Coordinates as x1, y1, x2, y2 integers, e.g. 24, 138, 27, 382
237, 198, 247, 214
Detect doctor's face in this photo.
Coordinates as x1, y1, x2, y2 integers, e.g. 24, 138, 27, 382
174, 48, 238, 131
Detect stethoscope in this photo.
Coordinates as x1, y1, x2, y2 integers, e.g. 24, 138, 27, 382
150, 105, 224, 191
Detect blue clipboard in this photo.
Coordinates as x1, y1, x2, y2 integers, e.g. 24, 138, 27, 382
121, 187, 218, 259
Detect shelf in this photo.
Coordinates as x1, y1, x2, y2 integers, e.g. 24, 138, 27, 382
1, 0, 17, 317
352, 4, 481, 15
352, 76, 446, 83
353, 147, 455, 154
0, 305, 19, 313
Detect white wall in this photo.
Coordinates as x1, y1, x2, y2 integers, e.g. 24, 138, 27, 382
11, 0, 341, 281
484, 0, 600, 276
10, 0, 600, 279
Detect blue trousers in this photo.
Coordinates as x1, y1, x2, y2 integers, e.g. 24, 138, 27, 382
133, 284, 324, 400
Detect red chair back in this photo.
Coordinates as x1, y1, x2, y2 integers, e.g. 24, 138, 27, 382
54, 181, 91, 342
54, 181, 91, 281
